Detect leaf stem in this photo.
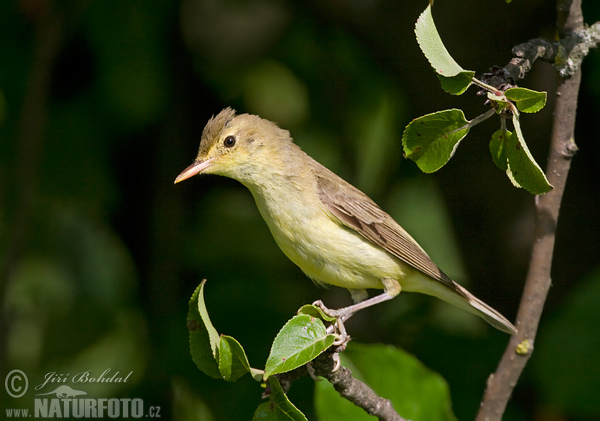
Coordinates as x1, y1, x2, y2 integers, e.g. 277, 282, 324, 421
500, 113, 508, 132
467, 108, 497, 128
471, 77, 502, 94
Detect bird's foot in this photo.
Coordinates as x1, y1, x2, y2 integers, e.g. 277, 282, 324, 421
311, 300, 352, 319
312, 300, 352, 348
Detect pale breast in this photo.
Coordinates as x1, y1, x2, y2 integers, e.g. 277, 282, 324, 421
251, 182, 408, 291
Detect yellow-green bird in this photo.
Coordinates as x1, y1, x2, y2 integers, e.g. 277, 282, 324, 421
175, 108, 516, 335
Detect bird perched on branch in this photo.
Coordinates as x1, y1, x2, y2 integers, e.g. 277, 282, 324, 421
175, 108, 516, 335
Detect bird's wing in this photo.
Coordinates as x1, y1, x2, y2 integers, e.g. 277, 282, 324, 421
314, 164, 517, 335
316, 171, 457, 289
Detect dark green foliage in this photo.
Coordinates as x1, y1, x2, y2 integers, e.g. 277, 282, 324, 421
2, 1, 600, 420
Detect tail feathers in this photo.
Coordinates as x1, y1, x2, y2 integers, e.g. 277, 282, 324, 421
450, 281, 517, 334
465, 292, 517, 334
418, 277, 517, 334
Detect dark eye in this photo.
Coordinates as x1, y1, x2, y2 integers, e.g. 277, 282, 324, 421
224, 135, 236, 148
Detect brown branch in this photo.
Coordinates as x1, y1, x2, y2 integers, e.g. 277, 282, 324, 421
506, 38, 558, 80
481, 19, 599, 87
310, 349, 406, 421
275, 348, 406, 420
476, 1, 583, 419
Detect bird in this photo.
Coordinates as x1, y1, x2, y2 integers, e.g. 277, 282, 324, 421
175, 108, 516, 335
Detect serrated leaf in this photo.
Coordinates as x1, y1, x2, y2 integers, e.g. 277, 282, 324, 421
490, 128, 510, 171
188, 281, 221, 379
415, 5, 466, 76
505, 115, 553, 194
315, 343, 456, 421
264, 314, 335, 379
297, 304, 337, 323
415, 5, 474, 92
253, 378, 307, 421
505, 87, 547, 113
219, 335, 256, 382
402, 109, 470, 173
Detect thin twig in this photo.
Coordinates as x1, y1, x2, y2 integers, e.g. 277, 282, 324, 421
311, 349, 406, 421
476, 1, 583, 419
506, 38, 558, 81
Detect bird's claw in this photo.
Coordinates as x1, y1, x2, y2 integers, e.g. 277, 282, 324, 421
331, 352, 341, 372
312, 299, 345, 319
332, 318, 349, 346
312, 300, 351, 347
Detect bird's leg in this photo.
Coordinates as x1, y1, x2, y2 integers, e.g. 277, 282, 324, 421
315, 279, 401, 346
317, 278, 401, 320
315, 290, 397, 321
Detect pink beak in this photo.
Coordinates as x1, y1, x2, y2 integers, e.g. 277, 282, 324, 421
174, 158, 215, 184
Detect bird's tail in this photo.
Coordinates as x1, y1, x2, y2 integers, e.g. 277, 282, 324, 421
418, 276, 517, 334
449, 281, 516, 334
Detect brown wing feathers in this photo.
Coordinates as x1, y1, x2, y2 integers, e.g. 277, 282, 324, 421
316, 171, 462, 292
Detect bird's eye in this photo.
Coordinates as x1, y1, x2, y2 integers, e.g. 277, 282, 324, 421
223, 136, 236, 148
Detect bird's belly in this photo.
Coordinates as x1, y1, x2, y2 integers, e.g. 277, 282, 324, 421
250, 184, 417, 291
268, 213, 407, 291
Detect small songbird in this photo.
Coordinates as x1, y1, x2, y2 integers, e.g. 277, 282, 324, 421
175, 108, 516, 335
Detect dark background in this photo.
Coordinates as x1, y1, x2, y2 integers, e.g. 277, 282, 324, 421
1, 0, 600, 419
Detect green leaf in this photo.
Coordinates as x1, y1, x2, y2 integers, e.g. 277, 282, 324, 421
402, 109, 470, 173
219, 335, 258, 382
489, 128, 510, 171
188, 281, 221, 379
415, 5, 474, 93
297, 304, 337, 323
415, 5, 466, 76
505, 115, 553, 194
437, 73, 475, 95
505, 87, 547, 113
253, 378, 307, 421
315, 343, 456, 421
264, 314, 335, 379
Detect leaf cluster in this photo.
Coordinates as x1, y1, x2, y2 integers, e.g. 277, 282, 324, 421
188, 281, 332, 420
404, 5, 552, 195
188, 281, 455, 420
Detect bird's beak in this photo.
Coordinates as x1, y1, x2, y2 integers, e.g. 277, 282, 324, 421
174, 158, 215, 184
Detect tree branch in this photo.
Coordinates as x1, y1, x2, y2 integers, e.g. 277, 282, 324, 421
310, 349, 406, 421
480, 18, 599, 87
476, 1, 584, 419
275, 348, 406, 420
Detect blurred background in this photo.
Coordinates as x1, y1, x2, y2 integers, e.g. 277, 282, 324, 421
1, 0, 600, 419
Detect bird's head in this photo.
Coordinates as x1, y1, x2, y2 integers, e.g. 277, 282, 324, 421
174, 108, 294, 185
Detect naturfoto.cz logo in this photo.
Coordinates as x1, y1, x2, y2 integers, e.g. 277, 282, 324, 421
4, 369, 161, 419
